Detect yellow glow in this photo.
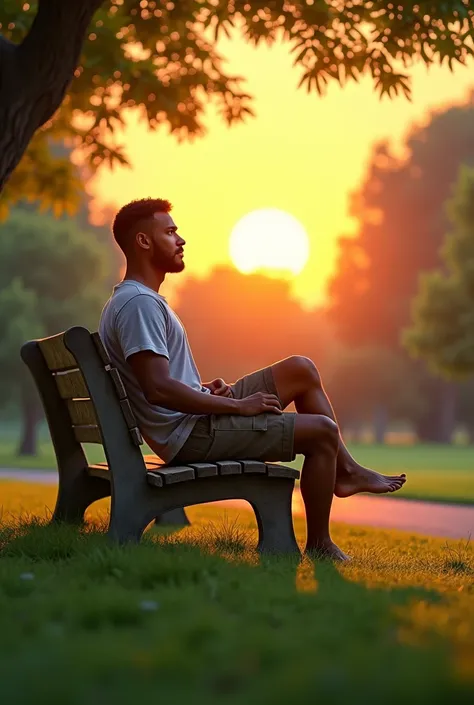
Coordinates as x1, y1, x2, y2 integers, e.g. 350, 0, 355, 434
229, 208, 309, 276
89, 30, 474, 310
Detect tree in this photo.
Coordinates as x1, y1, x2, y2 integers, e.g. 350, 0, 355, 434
328, 95, 474, 349
0, 209, 112, 455
403, 165, 474, 381
1, 1, 474, 205
323, 344, 426, 442
326, 97, 474, 441
174, 265, 333, 386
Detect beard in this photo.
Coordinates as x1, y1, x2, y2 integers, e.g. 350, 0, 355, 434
151, 249, 185, 273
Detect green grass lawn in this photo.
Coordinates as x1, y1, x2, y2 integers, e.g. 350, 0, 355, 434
0, 480, 472, 704
1, 439, 473, 505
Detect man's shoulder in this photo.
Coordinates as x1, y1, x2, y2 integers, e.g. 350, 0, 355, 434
100, 283, 167, 334
111, 282, 166, 314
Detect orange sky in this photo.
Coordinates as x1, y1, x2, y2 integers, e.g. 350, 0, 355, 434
90, 30, 474, 311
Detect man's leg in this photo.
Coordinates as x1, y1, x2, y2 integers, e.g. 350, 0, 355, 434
293, 413, 348, 560
270, 356, 406, 497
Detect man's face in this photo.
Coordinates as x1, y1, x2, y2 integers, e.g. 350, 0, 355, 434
147, 212, 186, 273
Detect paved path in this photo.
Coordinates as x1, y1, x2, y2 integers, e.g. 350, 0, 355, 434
1, 469, 473, 540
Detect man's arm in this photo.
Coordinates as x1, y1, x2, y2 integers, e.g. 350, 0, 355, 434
128, 351, 239, 415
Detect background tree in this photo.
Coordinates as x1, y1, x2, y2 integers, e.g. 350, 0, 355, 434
403, 165, 474, 380
327, 96, 474, 441
175, 265, 334, 389
0, 209, 112, 455
324, 345, 426, 442
1, 1, 474, 201
328, 96, 474, 349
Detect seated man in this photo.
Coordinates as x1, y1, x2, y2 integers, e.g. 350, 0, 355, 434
99, 198, 406, 561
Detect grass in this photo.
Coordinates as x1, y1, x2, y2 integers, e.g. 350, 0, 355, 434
0, 481, 473, 704
1, 439, 473, 505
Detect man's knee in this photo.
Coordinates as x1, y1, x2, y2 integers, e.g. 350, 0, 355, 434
291, 355, 321, 387
295, 414, 339, 456
313, 415, 339, 449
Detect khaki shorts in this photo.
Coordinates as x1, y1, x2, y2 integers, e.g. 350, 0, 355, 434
171, 366, 296, 465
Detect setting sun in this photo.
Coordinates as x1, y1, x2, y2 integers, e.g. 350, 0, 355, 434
229, 208, 310, 276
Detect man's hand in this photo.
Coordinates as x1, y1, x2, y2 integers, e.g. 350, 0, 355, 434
236, 393, 282, 416
203, 378, 234, 397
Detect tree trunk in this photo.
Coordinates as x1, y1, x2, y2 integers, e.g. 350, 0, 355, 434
466, 422, 474, 445
0, 0, 104, 191
415, 378, 457, 443
437, 380, 457, 444
17, 386, 42, 456
373, 404, 388, 444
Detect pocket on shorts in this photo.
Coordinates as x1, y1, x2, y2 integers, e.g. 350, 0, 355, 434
210, 414, 268, 433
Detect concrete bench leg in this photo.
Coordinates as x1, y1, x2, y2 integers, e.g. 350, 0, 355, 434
53, 475, 110, 525
252, 481, 300, 555
154, 508, 190, 526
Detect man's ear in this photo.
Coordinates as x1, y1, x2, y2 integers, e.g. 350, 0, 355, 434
136, 231, 151, 250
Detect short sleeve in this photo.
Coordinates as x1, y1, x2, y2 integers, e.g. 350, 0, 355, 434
115, 294, 169, 361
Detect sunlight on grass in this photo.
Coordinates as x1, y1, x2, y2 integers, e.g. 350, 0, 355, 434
0, 479, 472, 704
2, 439, 473, 504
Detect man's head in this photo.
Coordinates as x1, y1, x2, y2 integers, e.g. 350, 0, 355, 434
112, 198, 186, 273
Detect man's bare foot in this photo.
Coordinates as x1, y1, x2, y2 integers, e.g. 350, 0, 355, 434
335, 464, 406, 498
305, 539, 351, 562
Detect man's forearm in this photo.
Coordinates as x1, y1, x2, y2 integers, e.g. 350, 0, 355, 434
150, 378, 239, 415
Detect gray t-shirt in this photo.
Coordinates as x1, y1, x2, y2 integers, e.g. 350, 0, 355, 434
98, 279, 210, 463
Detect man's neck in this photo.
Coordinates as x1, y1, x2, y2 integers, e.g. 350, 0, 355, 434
122, 265, 165, 294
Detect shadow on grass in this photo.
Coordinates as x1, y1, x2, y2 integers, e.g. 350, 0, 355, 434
0, 513, 471, 705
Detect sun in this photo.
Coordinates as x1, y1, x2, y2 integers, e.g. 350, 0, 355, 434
229, 208, 310, 276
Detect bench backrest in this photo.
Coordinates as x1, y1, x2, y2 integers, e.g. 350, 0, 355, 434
21, 326, 146, 476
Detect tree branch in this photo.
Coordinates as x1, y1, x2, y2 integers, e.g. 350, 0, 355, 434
0, 0, 105, 192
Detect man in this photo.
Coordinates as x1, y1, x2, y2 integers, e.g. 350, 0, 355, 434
99, 198, 406, 561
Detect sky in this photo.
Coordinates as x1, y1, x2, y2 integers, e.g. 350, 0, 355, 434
89, 29, 474, 311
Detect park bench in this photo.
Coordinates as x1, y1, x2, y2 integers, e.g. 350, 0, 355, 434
20, 326, 300, 554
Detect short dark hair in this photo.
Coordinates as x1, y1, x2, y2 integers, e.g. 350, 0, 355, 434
112, 198, 172, 253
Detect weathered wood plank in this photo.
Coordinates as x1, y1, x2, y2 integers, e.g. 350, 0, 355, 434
216, 460, 242, 475
119, 398, 138, 429
73, 425, 102, 444
155, 466, 195, 484
91, 332, 112, 366
108, 368, 127, 400
39, 334, 77, 371
129, 427, 143, 446
66, 399, 98, 426
240, 460, 266, 474
146, 471, 164, 488
187, 462, 218, 478
266, 464, 300, 480
87, 465, 111, 481
55, 369, 89, 399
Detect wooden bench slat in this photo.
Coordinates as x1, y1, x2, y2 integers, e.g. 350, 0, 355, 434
120, 398, 138, 429
240, 460, 266, 474
55, 369, 89, 399
108, 368, 127, 400
129, 427, 143, 446
266, 464, 300, 480
91, 332, 112, 366
73, 425, 102, 444
67, 399, 98, 426
154, 466, 195, 484
187, 462, 218, 478
216, 460, 242, 475
146, 472, 164, 488
88, 457, 163, 477
87, 465, 111, 481
38, 334, 77, 372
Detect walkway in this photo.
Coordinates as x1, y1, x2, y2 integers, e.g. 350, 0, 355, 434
1, 469, 473, 540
